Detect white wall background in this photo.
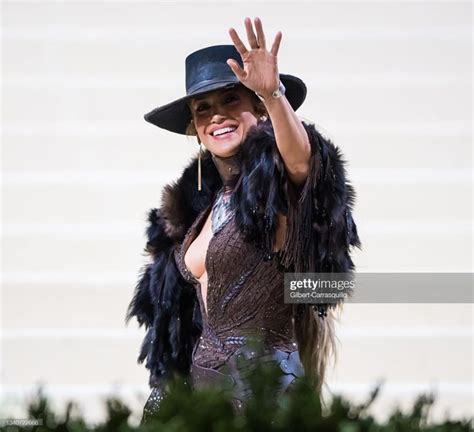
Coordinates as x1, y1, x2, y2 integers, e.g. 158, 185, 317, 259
1, 0, 472, 426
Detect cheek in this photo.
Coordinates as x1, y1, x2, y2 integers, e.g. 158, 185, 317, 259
238, 113, 258, 130
195, 124, 206, 139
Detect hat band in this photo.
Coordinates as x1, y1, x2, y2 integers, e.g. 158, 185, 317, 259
187, 78, 239, 96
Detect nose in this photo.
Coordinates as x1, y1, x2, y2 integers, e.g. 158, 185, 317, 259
211, 112, 226, 124
209, 101, 228, 123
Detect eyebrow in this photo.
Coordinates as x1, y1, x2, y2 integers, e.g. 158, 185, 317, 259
192, 88, 236, 104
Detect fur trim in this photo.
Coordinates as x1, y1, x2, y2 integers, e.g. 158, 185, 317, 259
125, 207, 202, 386
126, 119, 361, 387
278, 121, 362, 273
160, 155, 221, 240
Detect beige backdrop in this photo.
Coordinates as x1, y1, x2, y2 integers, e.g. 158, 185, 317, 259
1, 0, 472, 426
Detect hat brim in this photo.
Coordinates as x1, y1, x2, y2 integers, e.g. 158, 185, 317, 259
144, 74, 307, 135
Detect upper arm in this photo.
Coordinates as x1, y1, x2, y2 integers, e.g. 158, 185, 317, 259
284, 161, 310, 188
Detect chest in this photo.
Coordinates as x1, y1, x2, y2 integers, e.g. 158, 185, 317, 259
184, 210, 287, 280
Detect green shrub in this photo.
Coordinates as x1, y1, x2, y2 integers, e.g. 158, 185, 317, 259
1, 348, 472, 432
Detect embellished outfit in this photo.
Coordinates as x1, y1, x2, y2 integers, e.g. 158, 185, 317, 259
126, 120, 360, 422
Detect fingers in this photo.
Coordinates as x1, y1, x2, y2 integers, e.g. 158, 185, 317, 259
244, 17, 259, 49
271, 31, 282, 57
226, 59, 245, 81
254, 17, 266, 50
230, 17, 275, 55
229, 27, 248, 56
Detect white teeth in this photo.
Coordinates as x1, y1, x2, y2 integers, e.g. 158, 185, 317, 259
212, 126, 236, 136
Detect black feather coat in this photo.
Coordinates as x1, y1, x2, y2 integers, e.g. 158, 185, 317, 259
126, 120, 361, 388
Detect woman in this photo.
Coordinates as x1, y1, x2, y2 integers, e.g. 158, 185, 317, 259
126, 17, 361, 421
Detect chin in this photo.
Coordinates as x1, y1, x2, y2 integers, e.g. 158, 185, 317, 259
206, 138, 243, 158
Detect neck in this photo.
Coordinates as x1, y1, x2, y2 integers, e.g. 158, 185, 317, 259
211, 149, 242, 191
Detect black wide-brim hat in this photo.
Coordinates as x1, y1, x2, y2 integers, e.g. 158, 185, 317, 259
144, 45, 307, 135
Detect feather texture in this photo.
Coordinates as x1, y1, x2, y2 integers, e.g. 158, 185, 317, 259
125, 119, 361, 388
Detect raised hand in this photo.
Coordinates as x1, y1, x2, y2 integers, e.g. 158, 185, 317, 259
227, 17, 282, 99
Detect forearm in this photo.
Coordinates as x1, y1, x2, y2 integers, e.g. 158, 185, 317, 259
262, 94, 311, 185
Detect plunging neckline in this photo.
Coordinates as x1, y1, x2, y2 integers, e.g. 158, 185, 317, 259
181, 203, 212, 318
181, 198, 235, 322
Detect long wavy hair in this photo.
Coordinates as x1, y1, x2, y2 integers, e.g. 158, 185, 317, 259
294, 304, 342, 401
183, 88, 344, 400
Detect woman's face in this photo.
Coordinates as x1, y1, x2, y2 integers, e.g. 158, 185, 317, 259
189, 85, 260, 158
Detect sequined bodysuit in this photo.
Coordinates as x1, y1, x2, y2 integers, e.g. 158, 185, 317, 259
174, 201, 299, 370
141, 151, 305, 422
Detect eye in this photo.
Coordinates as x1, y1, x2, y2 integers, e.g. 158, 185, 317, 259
195, 103, 209, 113
224, 93, 239, 104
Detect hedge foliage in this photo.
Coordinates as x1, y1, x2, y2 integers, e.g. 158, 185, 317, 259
1, 348, 472, 432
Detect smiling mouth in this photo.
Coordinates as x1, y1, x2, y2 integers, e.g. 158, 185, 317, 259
211, 126, 238, 138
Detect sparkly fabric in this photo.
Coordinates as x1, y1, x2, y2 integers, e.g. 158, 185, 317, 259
174, 202, 299, 370
142, 385, 168, 423
211, 188, 233, 234
134, 120, 361, 423
141, 348, 304, 423
141, 201, 302, 423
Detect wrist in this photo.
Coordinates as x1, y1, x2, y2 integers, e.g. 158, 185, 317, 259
260, 93, 286, 111
256, 91, 273, 101
255, 81, 286, 104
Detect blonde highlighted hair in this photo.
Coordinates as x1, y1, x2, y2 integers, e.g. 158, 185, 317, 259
184, 85, 340, 401
294, 304, 343, 402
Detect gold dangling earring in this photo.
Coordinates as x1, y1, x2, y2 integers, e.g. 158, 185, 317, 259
197, 139, 202, 191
